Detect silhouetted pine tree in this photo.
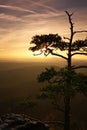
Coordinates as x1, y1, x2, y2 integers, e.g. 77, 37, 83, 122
29, 11, 87, 130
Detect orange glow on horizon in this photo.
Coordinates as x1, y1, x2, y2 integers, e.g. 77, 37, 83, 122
0, 2, 87, 62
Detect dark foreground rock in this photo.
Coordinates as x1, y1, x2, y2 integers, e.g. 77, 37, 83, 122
0, 113, 49, 130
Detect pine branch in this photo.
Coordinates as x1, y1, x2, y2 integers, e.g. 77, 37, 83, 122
51, 51, 68, 60
43, 48, 68, 60
33, 48, 68, 60
71, 52, 87, 57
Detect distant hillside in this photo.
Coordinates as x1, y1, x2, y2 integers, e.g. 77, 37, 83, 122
0, 60, 87, 100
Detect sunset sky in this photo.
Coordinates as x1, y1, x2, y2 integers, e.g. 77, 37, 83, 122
0, 0, 87, 61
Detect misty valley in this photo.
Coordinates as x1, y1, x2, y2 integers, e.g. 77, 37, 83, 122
0, 61, 87, 130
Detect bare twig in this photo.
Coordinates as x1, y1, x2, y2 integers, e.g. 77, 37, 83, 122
65, 11, 74, 32
72, 65, 87, 70
63, 36, 70, 41
74, 30, 87, 34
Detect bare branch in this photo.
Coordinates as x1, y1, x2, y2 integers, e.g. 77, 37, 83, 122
74, 30, 87, 34
65, 11, 74, 29
65, 11, 73, 18
63, 36, 70, 41
73, 65, 87, 70
65, 10, 74, 67
71, 52, 87, 57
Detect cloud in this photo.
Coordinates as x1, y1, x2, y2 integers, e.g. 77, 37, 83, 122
0, 0, 87, 12
0, 0, 87, 60
30, 0, 59, 13
0, 0, 86, 32
0, 4, 36, 14
0, 0, 65, 31
0, 13, 22, 21
41, 0, 87, 10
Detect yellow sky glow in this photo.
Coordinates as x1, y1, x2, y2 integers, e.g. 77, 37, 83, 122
0, 1, 87, 62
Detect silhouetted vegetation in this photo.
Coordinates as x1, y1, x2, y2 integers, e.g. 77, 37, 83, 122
29, 11, 87, 130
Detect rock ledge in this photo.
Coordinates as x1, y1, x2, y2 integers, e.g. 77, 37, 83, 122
0, 113, 49, 130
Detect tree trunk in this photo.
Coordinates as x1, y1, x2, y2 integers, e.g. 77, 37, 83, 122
64, 95, 71, 130
64, 52, 72, 130
64, 33, 72, 130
